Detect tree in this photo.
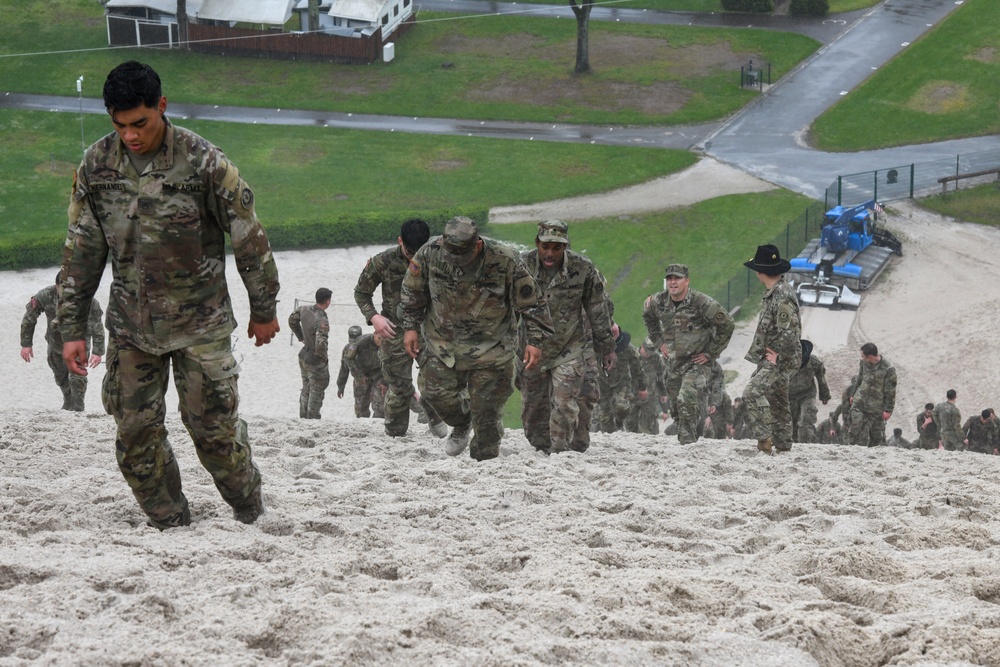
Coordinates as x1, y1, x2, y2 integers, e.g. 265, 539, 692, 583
568, 0, 594, 75
177, 0, 189, 50
308, 0, 320, 32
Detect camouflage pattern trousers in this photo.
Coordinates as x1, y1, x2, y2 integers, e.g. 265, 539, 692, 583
103, 337, 262, 530
419, 355, 514, 461
626, 394, 661, 435
666, 363, 712, 444
593, 381, 630, 433
298, 350, 330, 419
380, 334, 435, 436
519, 355, 599, 453
742, 363, 794, 450
48, 344, 88, 411
848, 408, 888, 447
353, 376, 386, 419
790, 393, 820, 443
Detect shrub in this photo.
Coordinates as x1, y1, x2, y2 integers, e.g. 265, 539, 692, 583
721, 0, 774, 12
790, 0, 829, 16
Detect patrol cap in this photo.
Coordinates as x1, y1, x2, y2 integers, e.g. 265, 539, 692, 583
664, 263, 689, 278
537, 220, 569, 244
442, 216, 480, 266
348, 325, 363, 339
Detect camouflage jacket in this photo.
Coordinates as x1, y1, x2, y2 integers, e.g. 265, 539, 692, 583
21, 285, 105, 355
58, 118, 280, 354
337, 334, 382, 391
848, 356, 897, 414
400, 237, 554, 370
887, 434, 912, 448
932, 401, 962, 444
288, 304, 330, 363
788, 354, 832, 402
355, 245, 408, 327
962, 416, 998, 452
744, 278, 801, 374
643, 287, 734, 372
520, 248, 613, 372
601, 341, 644, 393
916, 410, 939, 443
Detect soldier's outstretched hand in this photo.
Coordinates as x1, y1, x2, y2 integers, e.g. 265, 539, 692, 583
523, 345, 542, 370
248, 318, 280, 347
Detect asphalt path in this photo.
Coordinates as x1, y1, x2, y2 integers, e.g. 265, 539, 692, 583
3, 0, 997, 199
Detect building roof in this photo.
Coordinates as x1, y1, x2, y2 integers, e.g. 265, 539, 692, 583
107, 0, 297, 25
327, 0, 387, 23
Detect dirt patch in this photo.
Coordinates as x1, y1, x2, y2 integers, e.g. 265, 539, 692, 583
320, 69, 396, 97
34, 161, 77, 178
966, 47, 998, 65
427, 159, 468, 172
906, 81, 969, 114
436, 33, 546, 57
269, 142, 328, 166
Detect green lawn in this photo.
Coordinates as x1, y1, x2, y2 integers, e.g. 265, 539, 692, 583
917, 182, 1000, 228
811, 0, 1000, 150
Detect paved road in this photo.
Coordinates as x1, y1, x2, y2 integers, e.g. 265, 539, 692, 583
3, 0, 996, 199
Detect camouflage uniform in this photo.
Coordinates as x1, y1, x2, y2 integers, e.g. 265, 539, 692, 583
831, 384, 854, 440
643, 285, 734, 444
702, 362, 734, 439
593, 334, 644, 433
626, 349, 668, 435
962, 415, 998, 455
887, 431, 912, 448
518, 243, 614, 453
21, 284, 105, 411
288, 303, 330, 419
915, 409, 939, 450
817, 416, 841, 445
355, 245, 437, 436
847, 356, 896, 447
337, 333, 386, 418
400, 230, 553, 461
788, 352, 832, 443
742, 279, 802, 451
59, 117, 279, 529
933, 400, 963, 451
732, 398, 751, 440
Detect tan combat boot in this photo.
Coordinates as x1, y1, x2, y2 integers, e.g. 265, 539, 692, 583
756, 436, 773, 455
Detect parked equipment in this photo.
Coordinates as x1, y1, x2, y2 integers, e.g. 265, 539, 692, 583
788, 200, 902, 309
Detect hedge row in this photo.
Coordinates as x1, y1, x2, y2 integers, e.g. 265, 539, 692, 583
0, 207, 491, 271
790, 0, 828, 15
720, 0, 774, 12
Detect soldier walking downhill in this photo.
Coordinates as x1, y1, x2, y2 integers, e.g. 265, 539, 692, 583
355, 218, 447, 438
288, 288, 332, 419
741, 245, 802, 455
401, 216, 554, 461
59, 61, 280, 529
20, 275, 105, 411
518, 220, 616, 454
642, 263, 734, 445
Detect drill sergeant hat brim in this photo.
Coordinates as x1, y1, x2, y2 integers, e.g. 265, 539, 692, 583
743, 244, 791, 275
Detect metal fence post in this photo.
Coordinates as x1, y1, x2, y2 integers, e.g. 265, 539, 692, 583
873, 170, 878, 203
909, 164, 914, 199
837, 176, 843, 206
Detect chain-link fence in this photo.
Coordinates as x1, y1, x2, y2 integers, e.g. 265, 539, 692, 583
710, 147, 1000, 316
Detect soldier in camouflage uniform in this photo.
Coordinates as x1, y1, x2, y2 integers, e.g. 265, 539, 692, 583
337, 330, 386, 418
593, 327, 646, 433
732, 396, 751, 440
702, 361, 735, 439
788, 339, 832, 443
355, 219, 447, 438
741, 245, 802, 454
400, 217, 554, 461
933, 389, 963, 451
962, 408, 998, 455
831, 381, 854, 442
58, 62, 280, 529
20, 277, 105, 411
627, 346, 668, 435
887, 428, 912, 448
817, 413, 842, 445
642, 263, 734, 444
288, 288, 331, 419
915, 403, 939, 450
518, 220, 616, 453
847, 343, 897, 447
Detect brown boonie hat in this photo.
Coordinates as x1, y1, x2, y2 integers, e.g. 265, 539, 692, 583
537, 220, 569, 244
664, 263, 688, 278
442, 216, 480, 266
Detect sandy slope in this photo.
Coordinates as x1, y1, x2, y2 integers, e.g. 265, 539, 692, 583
4, 161, 1000, 666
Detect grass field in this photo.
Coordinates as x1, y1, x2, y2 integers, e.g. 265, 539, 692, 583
917, 182, 1000, 228
810, 0, 1000, 150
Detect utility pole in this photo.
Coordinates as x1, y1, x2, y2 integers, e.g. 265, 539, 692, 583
77, 76, 85, 155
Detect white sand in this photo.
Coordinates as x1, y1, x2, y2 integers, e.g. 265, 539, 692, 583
3, 161, 1000, 665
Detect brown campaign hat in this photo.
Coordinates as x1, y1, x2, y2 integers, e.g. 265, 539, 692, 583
442, 216, 480, 266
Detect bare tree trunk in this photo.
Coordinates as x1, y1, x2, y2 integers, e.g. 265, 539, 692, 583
177, 0, 189, 50
308, 0, 320, 32
568, 0, 593, 75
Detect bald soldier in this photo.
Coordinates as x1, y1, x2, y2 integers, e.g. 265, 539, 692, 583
643, 263, 734, 444
401, 216, 554, 461
518, 220, 616, 454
